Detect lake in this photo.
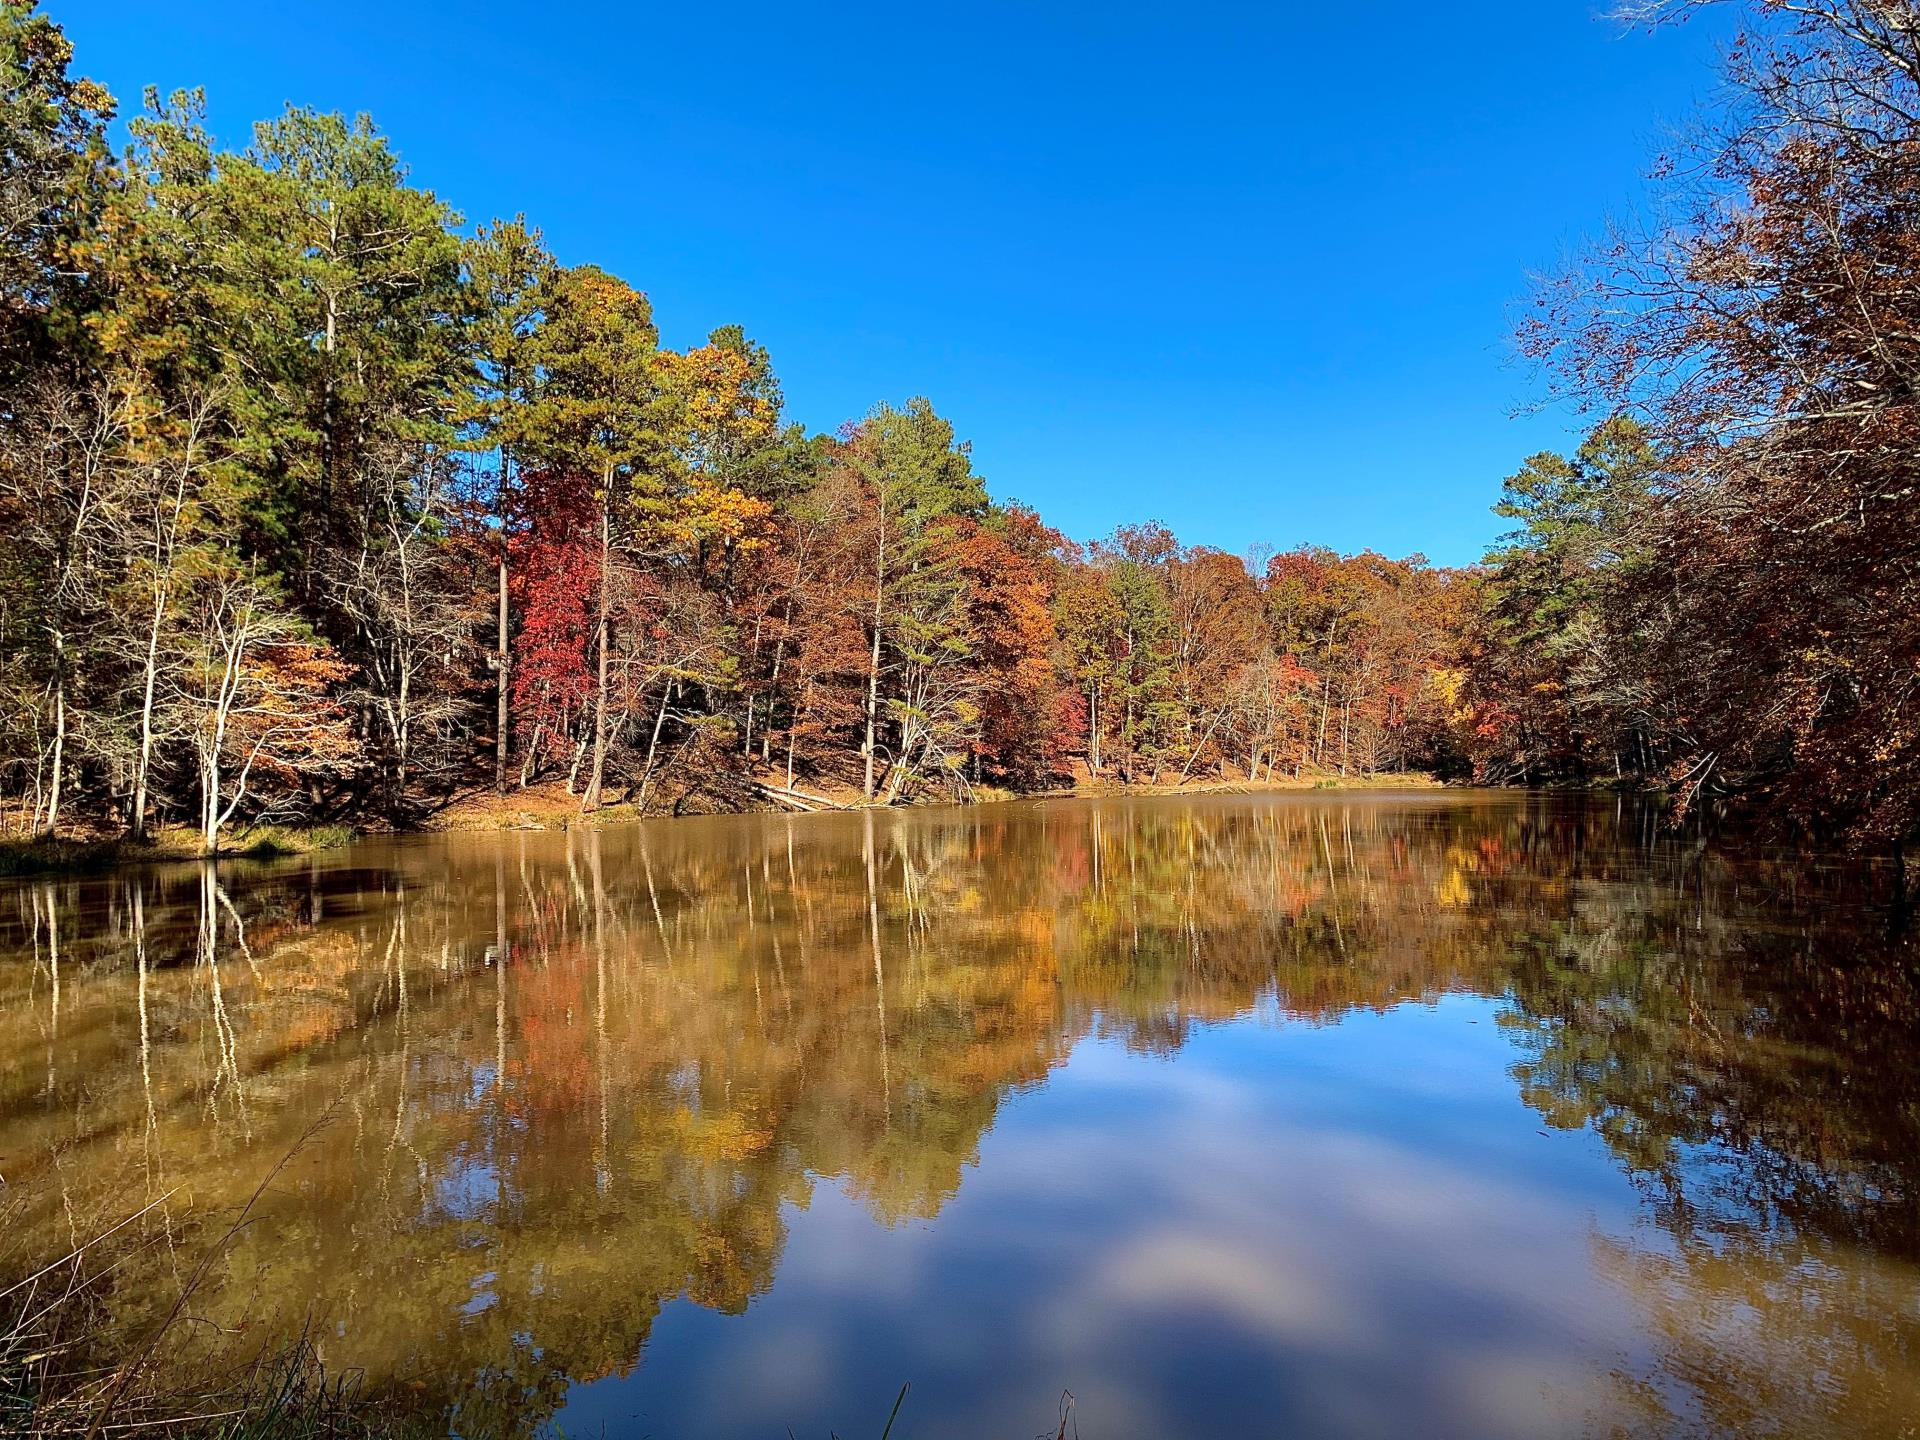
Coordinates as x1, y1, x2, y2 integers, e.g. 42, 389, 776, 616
3, 792, 1918, 1438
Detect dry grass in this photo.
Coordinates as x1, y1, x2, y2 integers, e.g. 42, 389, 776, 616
0, 1112, 422, 1439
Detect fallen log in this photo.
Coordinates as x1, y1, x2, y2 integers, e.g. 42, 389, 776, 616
757, 787, 817, 812
753, 781, 849, 811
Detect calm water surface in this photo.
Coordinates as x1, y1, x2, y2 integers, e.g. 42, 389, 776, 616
4, 793, 1919, 1438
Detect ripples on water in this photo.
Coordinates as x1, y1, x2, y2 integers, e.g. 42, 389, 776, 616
3, 792, 1918, 1438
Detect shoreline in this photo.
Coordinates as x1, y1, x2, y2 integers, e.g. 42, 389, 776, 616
2, 773, 1460, 877
3, 774, 1687, 880
0, 824, 359, 879
420, 769, 1452, 832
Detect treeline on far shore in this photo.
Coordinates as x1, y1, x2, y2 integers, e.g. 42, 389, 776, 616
4, 0, 1919, 856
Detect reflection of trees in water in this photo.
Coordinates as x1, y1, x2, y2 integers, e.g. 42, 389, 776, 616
0, 794, 1916, 1436
1480, 824, 1920, 1437
1498, 869, 1920, 1257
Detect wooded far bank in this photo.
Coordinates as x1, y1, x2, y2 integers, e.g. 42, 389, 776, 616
5, 0, 1918, 854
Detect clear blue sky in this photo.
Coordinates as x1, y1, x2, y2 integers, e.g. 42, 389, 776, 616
65, 1, 1731, 566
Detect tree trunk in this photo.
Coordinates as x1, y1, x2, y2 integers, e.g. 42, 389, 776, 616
200, 641, 239, 856
566, 725, 587, 795
43, 644, 66, 839
130, 596, 164, 838
519, 722, 544, 788
862, 530, 886, 802
582, 475, 613, 813
1088, 682, 1100, 774
742, 611, 766, 760
1315, 676, 1330, 766
495, 444, 512, 793
635, 679, 672, 813
395, 665, 412, 803
131, 467, 189, 840
200, 751, 219, 856
762, 587, 797, 763
496, 551, 511, 792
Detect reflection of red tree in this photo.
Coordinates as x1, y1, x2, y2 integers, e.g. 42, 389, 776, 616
1049, 818, 1092, 891
506, 948, 597, 1117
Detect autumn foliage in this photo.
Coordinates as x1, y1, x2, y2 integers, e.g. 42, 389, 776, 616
3, 0, 1916, 851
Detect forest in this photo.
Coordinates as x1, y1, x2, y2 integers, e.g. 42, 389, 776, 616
3, 0, 1917, 852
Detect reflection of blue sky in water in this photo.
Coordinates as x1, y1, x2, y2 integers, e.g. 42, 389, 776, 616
565, 999, 1655, 1440
434, 1153, 503, 1223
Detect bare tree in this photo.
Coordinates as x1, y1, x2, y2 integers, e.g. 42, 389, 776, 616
116, 388, 225, 837
0, 376, 119, 835
322, 439, 470, 806
163, 560, 349, 853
